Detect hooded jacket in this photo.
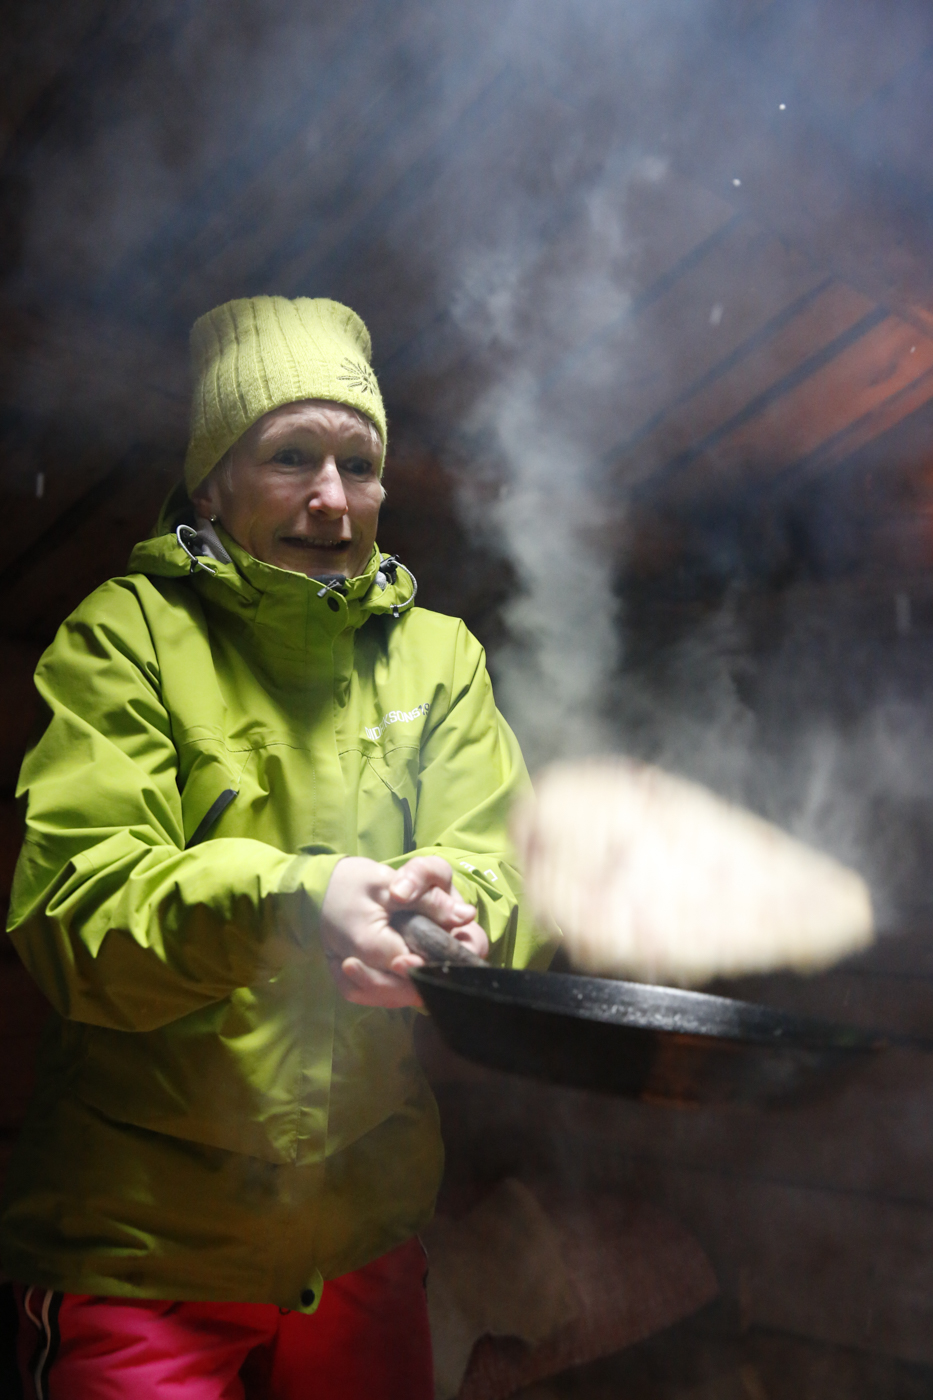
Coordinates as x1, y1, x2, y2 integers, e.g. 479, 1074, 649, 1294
1, 503, 548, 1310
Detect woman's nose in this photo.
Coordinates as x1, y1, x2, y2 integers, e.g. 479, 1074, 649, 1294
306, 459, 348, 514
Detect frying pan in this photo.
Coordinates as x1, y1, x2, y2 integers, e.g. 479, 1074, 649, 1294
392, 912, 922, 1107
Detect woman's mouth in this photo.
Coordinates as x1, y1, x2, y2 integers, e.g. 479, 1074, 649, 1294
279, 537, 351, 552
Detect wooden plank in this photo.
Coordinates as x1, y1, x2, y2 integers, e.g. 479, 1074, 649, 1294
371, 175, 736, 431
780, 362, 933, 487
6, 312, 187, 451
544, 220, 820, 433
843, 43, 933, 188
382, 174, 738, 421
0, 310, 186, 571
658, 6, 933, 320
611, 280, 876, 487
243, 71, 532, 341
99, 0, 387, 310
166, 11, 496, 327
0, 0, 116, 160
383, 334, 502, 433
541, 171, 739, 359
758, 0, 933, 117
429, 1060, 933, 1365
327, 153, 736, 395
0, 448, 179, 642
905, 304, 933, 338
641, 1166, 933, 1366
661, 316, 933, 503
431, 1061, 933, 1367
0, 440, 125, 583
726, 122, 933, 332
582, 1050, 933, 1204
282, 82, 565, 358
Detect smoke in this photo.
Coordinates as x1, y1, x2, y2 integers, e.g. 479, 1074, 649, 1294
446, 161, 655, 768
398, 2, 732, 771
599, 590, 933, 925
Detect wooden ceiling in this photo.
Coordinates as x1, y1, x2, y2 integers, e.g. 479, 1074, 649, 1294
2, 0, 933, 647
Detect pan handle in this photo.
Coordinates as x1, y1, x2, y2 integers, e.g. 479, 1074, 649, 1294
390, 910, 487, 968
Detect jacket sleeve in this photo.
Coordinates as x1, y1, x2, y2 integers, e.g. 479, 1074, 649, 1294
389, 621, 554, 971
7, 582, 342, 1032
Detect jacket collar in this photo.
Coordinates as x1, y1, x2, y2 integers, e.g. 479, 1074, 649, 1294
127, 484, 416, 622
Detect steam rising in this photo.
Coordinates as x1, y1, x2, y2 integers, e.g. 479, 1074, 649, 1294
461, 379, 620, 768
448, 167, 651, 766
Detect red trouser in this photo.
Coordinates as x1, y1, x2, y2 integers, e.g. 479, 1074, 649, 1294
13, 1237, 432, 1400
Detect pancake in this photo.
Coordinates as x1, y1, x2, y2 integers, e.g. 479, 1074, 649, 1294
511, 758, 874, 985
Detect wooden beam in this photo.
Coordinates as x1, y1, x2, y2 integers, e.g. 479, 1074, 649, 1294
381, 172, 737, 404
643, 1161, 933, 1365
750, 0, 933, 118
673, 44, 933, 324
639, 311, 933, 504
539, 214, 745, 397
0, 0, 128, 164
0, 305, 186, 572
167, 23, 507, 333
605, 280, 872, 486
0, 445, 178, 641
428, 1048, 933, 1366
771, 363, 933, 493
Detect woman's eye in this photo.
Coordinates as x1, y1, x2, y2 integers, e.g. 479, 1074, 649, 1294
342, 457, 374, 478
271, 449, 304, 466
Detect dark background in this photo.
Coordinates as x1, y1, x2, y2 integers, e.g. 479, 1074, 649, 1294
3, 1, 933, 1394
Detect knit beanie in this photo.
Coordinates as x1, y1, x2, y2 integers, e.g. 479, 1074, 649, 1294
183, 296, 387, 493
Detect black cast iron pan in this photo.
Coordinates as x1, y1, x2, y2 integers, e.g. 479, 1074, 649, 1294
392, 912, 924, 1107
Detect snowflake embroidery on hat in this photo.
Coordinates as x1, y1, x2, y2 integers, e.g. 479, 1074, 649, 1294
336, 358, 378, 397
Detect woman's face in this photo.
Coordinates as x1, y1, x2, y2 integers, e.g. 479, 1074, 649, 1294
191, 399, 385, 579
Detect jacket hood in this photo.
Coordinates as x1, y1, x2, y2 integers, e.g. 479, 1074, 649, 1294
127, 480, 416, 618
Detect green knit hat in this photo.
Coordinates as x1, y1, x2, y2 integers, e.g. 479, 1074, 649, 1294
184, 295, 387, 493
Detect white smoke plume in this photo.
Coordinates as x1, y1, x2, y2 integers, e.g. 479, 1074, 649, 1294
447, 164, 658, 768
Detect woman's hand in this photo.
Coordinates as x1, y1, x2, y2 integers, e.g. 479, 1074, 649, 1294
320, 855, 489, 1007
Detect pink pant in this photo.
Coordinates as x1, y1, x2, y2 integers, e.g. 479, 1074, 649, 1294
13, 1238, 433, 1399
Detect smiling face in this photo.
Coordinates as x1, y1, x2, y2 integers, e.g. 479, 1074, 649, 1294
190, 400, 385, 580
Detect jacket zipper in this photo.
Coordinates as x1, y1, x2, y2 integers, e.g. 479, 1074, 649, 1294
186, 789, 238, 849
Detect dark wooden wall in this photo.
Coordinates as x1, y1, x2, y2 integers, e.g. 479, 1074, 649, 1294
3, 1, 933, 1390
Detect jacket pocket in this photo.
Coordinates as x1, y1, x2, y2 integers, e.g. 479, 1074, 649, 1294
185, 788, 238, 848
352, 747, 420, 862
178, 745, 242, 847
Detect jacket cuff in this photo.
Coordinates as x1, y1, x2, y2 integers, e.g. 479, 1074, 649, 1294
276, 852, 347, 949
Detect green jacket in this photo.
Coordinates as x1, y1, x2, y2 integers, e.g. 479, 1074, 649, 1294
2, 508, 547, 1309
